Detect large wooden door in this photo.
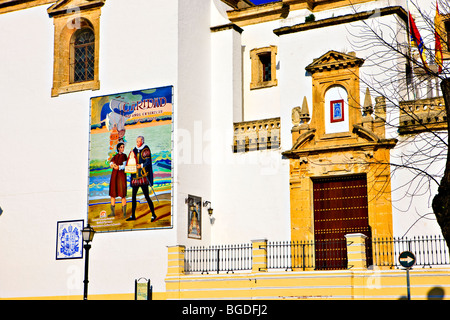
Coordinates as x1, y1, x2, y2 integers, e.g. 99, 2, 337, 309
313, 175, 372, 270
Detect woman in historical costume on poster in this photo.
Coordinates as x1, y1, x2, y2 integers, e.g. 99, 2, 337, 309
109, 142, 128, 217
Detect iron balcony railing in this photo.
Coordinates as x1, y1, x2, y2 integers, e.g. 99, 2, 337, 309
183, 235, 450, 274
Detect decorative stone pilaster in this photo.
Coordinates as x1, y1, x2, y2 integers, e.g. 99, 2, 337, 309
345, 233, 368, 270
252, 239, 268, 272
167, 245, 185, 276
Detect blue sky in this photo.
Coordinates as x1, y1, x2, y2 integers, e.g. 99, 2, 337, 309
251, 0, 278, 4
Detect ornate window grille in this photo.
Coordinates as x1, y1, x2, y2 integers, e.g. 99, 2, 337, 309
72, 29, 95, 83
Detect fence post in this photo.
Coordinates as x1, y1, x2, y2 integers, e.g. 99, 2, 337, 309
252, 239, 268, 272
167, 245, 186, 276
345, 233, 368, 270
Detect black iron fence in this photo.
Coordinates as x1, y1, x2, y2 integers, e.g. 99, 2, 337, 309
267, 239, 348, 271
183, 235, 450, 274
372, 235, 450, 268
184, 244, 252, 274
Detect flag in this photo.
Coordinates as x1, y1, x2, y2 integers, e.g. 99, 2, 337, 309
435, 1, 443, 73
409, 12, 429, 71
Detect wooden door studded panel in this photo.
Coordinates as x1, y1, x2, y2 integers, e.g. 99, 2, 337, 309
313, 174, 372, 270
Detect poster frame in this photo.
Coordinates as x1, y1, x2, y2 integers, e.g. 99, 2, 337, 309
87, 85, 174, 233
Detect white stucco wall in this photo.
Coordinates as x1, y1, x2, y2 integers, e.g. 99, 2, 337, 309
210, 20, 290, 245
241, 21, 281, 121
0, 0, 213, 298
0, 0, 447, 300
390, 132, 446, 237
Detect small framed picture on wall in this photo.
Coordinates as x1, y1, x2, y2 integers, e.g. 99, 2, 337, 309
187, 195, 202, 239
330, 99, 344, 123
56, 220, 84, 260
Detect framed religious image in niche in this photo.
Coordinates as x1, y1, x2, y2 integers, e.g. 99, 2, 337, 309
330, 99, 345, 123
56, 220, 84, 260
187, 195, 202, 239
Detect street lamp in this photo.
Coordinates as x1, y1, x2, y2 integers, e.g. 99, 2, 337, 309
203, 201, 214, 217
81, 223, 95, 300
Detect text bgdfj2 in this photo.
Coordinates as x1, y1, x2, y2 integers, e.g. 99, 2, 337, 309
182, 304, 268, 317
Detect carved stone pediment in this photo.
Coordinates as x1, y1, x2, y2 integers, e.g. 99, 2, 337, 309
352, 124, 380, 142
47, 0, 105, 17
292, 128, 316, 150
305, 50, 364, 74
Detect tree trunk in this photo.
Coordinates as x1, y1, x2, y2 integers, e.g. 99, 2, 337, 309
432, 78, 450, 248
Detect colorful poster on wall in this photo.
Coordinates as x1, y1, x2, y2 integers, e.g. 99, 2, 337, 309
88, 86, 173, 232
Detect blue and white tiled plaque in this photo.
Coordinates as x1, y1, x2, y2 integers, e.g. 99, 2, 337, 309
56, 220, 84, 260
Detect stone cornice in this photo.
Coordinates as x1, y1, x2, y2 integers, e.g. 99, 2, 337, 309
0, 0, 54, 14
282, 139, 397, 159
210, 23, 243, 34
274, 6, 408, 36
227, 2, 290, 27
47, 0, 105, 17
0, 0, 50, 8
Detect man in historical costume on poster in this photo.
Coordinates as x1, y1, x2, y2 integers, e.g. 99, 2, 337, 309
109, 142, 128, 217
126, 136, 157, 222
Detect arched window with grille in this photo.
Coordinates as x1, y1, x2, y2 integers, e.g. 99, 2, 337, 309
71, 28, 95, 83
49, 5, 103, 97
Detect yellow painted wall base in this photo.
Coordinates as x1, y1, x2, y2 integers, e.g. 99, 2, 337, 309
1, 291, 167, 300
4, 269, 449, 300
166, 268, 450, 300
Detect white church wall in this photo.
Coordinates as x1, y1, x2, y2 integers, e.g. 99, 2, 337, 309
241, 21, 281, 121
390, 132, 445, 238
0, 0, 214, 298
210, 20, 291, 245
0, 0, 447, 300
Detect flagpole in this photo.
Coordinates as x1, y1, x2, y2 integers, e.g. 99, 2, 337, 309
406, 0, 410, 41
406, 0, 415, 100
435, 0, 443, 74
434, 0, 443, 96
